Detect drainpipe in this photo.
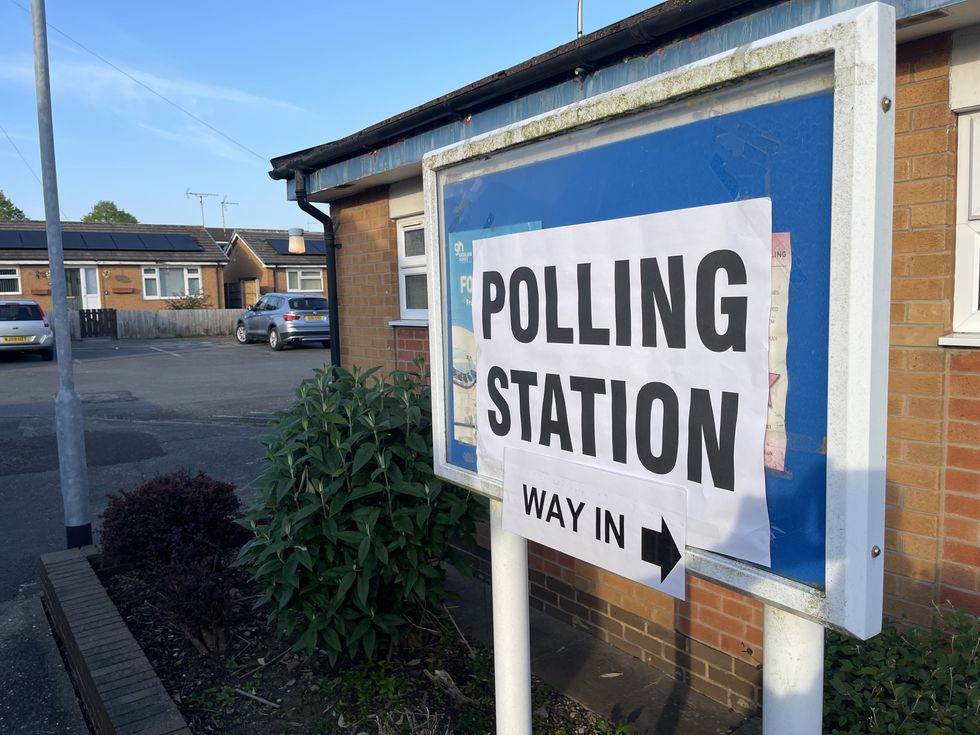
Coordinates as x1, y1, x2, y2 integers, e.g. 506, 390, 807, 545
294, 169, 341, 370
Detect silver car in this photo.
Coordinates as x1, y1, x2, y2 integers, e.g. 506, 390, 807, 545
235, 293, 330, 351
0, 299, 55, 361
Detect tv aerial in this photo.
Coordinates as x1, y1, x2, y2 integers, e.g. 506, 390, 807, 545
219, 196, 239, 232
185, 188, 218, 226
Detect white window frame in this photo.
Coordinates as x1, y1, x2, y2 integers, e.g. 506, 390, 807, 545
286, 268, 323, 293
397, 216, 428, 321
141, 266, 202, 300
944, 111, 980, 343
0, 266, 22, 295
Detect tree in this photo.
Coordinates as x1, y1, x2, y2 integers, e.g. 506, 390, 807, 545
82, 200, 138, 224
0, 191, 27, 221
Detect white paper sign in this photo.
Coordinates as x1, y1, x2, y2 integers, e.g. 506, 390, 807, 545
474, 199, 773, 566
504, 447, 688, 599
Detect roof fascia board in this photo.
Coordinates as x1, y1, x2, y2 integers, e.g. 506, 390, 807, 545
288, 0, 968, 201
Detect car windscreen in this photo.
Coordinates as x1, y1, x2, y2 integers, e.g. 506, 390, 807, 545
0, 304, 42, 321
288, 298, 328, 311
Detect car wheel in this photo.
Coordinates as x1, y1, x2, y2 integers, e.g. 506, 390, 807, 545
269, 327, 284, 351
235, 323, 250, 344
40, 348, 54, 362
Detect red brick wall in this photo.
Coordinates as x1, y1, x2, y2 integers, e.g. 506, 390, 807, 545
888, 34, 980, 622
395, 326, 429, 372
14, 264, 223, 312
942, 349, 980, 612
330, 187, 399, 375
526, 540, 763, 712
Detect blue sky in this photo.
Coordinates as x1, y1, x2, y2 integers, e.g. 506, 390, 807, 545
0, 1, 658, 230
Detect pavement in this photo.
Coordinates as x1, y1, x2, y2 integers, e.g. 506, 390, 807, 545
0, 584, 88, 734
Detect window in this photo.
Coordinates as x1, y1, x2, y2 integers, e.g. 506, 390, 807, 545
286, 269, 323, 292
397, 217, 427, 320
0, 267, 20, 295
142, 266, 202, 299
947, 111, 980, 342
288, 297, 328, 310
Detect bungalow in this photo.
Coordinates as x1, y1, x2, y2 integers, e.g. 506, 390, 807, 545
269, 0, 980, 713
0, 221, 227, 311
222, 229, 327, 309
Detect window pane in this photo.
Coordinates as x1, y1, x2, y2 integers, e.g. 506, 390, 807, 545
143, 275, 158, 297
404, 228, 425, 258
405, 273, 427, 311
187, 277, 201, 294
1, 267, 20, 294
287, 271, 298, 290
159, 268, 185, 296
300, 271, 322, 291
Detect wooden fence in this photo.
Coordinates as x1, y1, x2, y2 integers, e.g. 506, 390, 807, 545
68, 309, 241, 340
79, 309, 118, 338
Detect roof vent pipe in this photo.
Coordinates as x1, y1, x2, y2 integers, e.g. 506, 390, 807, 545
287, 227, 306, 254
293, 170, 341, 370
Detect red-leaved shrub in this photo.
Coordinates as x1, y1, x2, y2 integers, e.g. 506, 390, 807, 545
100, 470, 247, 569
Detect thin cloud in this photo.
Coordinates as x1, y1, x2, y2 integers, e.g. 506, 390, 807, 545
0, 54, 305, 113
138, 121, 257, 164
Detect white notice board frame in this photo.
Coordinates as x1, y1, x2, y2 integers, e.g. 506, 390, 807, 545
424, 4, 894, 638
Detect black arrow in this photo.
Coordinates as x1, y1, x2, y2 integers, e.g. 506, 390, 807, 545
640, 518, 681, 583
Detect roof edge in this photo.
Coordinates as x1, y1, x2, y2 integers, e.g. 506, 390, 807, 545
268, 0, 771, 180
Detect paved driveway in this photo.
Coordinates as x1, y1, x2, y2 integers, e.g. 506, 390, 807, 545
0, 336, 334, 601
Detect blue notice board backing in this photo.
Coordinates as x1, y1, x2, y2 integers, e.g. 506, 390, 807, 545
440, 91, 835, 587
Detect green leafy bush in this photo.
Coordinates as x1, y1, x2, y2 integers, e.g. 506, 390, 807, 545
236, 364, 486, 664
824, 606, 980, 734
166, 293, 213, 309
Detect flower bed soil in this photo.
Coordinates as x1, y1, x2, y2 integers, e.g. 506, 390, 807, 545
97, 565, 624, 735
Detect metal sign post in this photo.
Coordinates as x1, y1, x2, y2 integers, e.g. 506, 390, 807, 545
488, 499, 532, 734
32, 0, 92, 548
425, 6, 894, 732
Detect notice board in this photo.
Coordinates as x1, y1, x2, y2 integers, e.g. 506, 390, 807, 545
425, 5, 894, 637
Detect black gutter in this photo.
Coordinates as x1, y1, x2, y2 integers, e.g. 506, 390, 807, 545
269, 0, 776, 181
294, 170, 341, 370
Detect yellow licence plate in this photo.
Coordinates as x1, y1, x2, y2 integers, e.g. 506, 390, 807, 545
2, 336, 29, 343
305, 315, 325, 321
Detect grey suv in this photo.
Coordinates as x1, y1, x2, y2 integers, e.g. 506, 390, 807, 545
236, 293, 330, 351
0, 299, 55, 361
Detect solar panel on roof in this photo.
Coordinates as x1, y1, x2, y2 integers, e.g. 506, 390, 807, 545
81, 232, 115, 249
62, 232, 86, 249
110, 233, 146, 250
0, 228, 204, 253
137, 233, 168, 251
165, 234, 202, 252
0, 231, 23, 248
19, 231, 47, 248
266, 238, 326, 256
